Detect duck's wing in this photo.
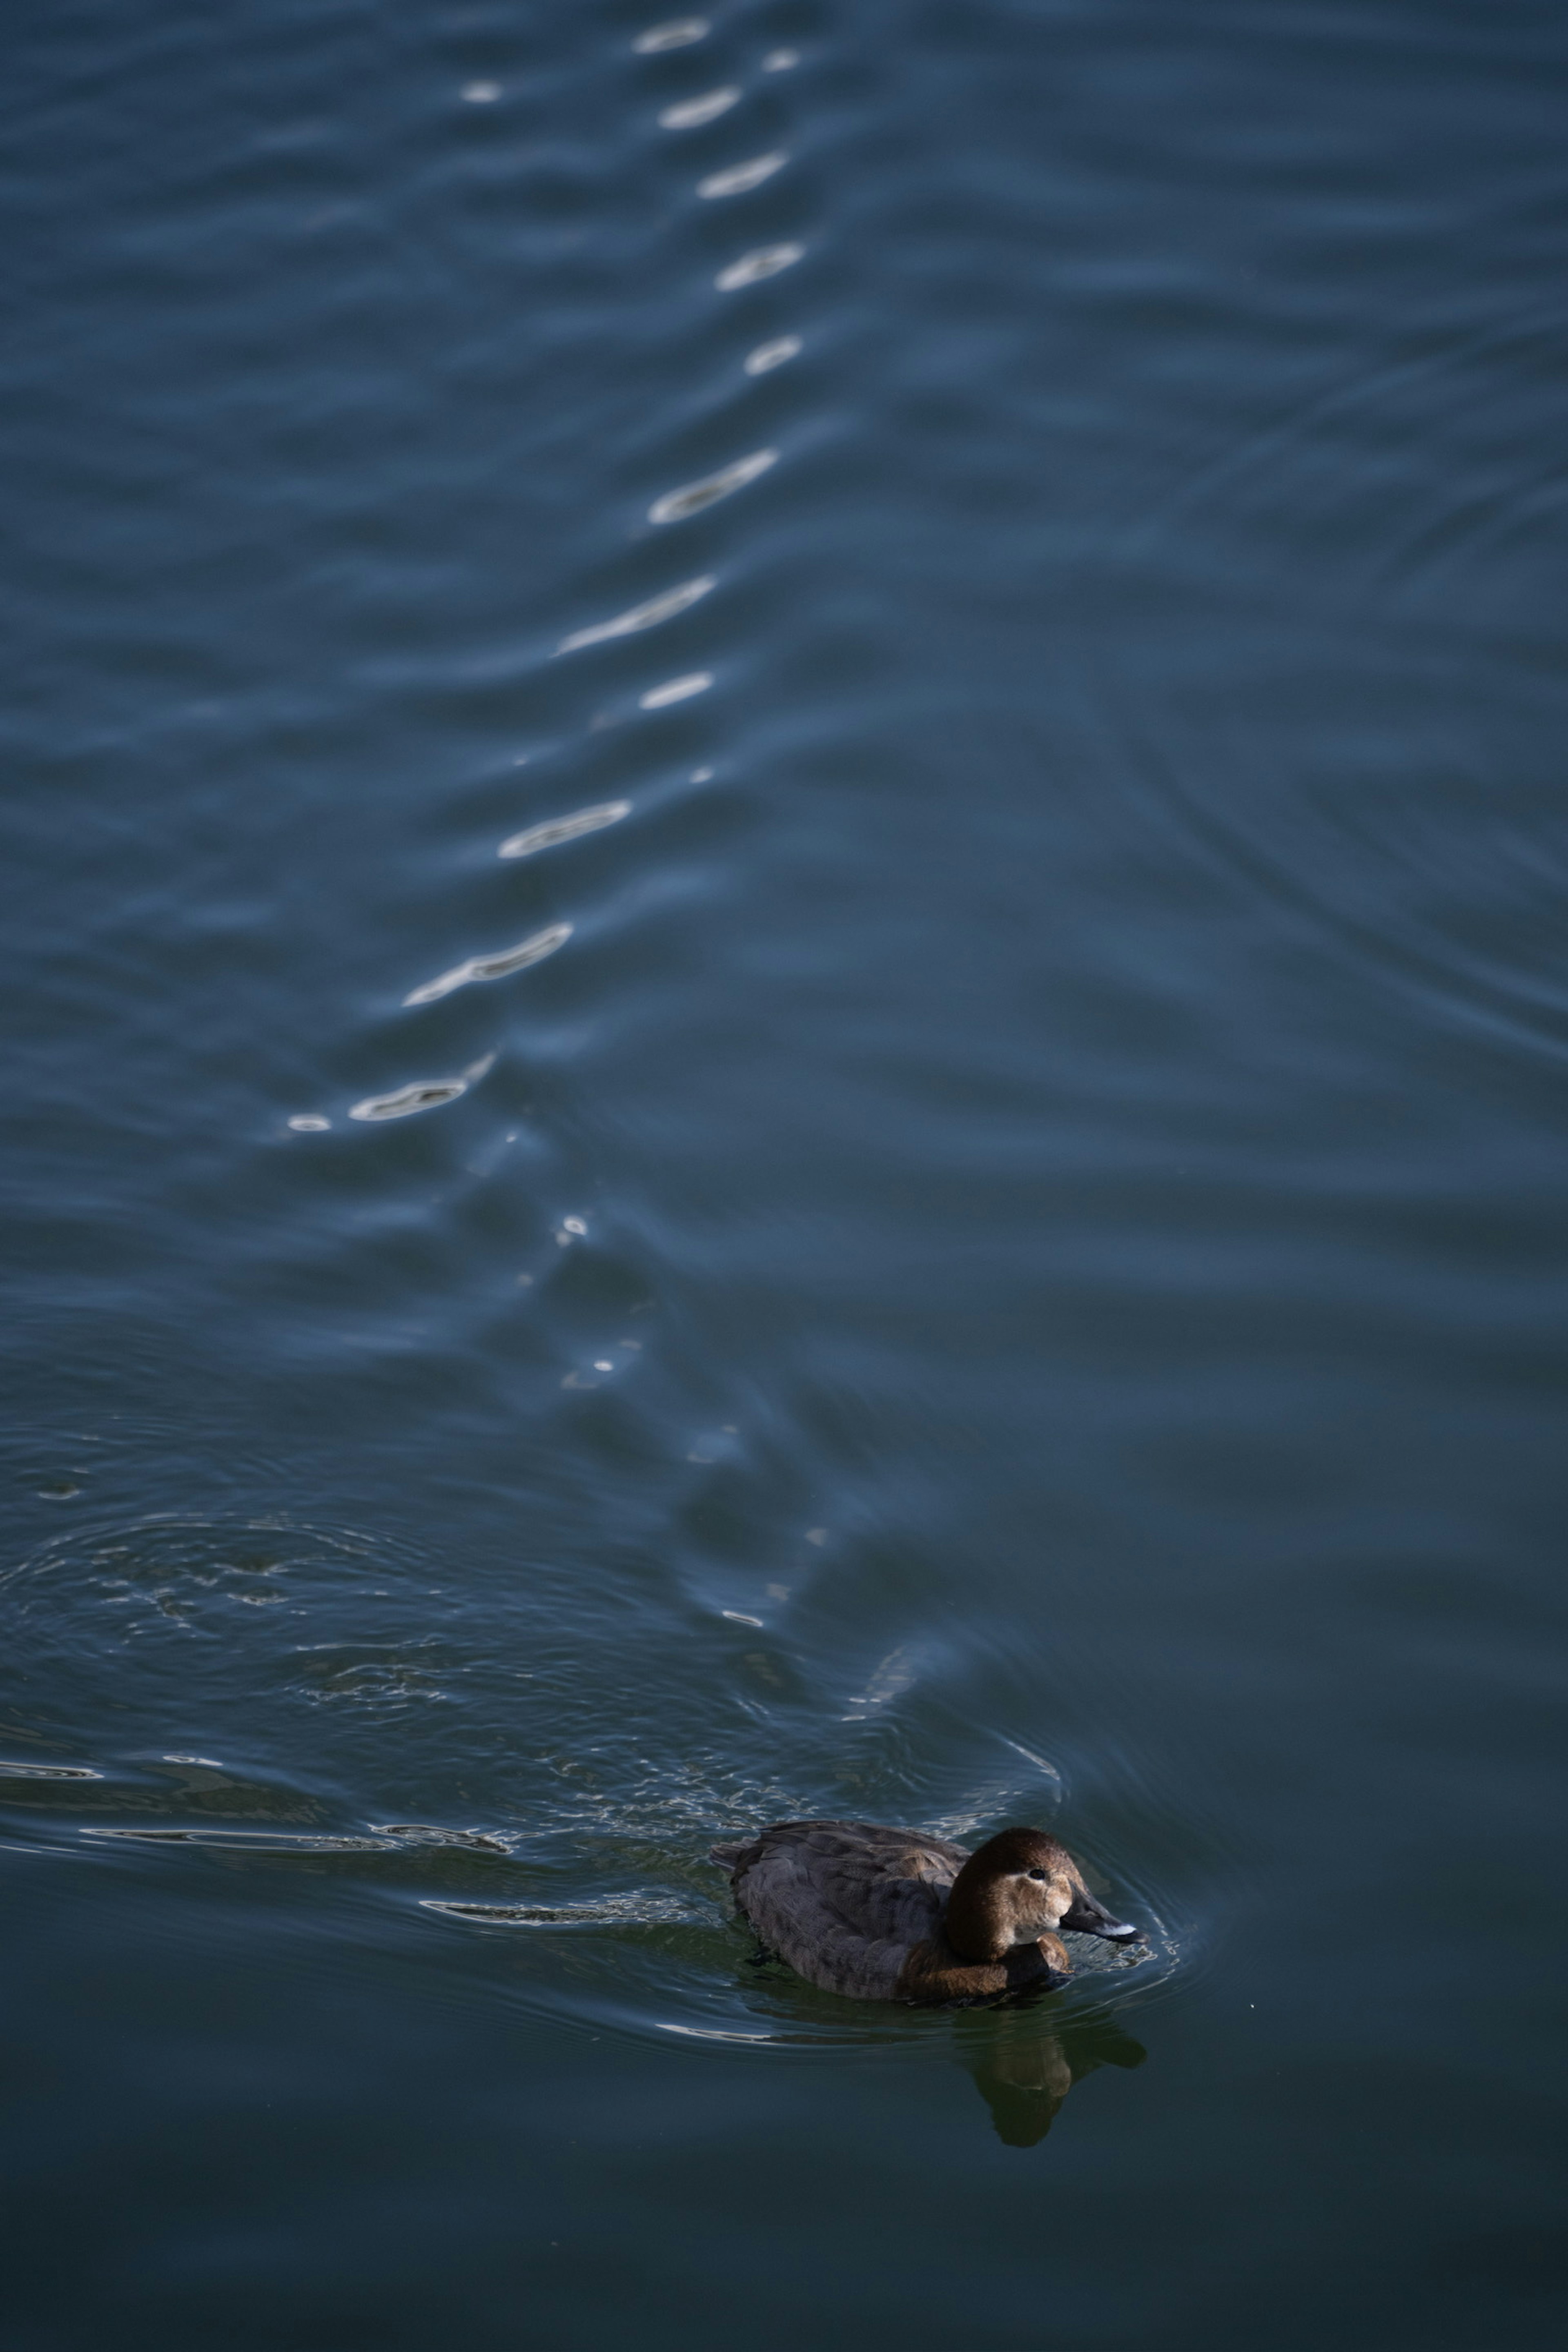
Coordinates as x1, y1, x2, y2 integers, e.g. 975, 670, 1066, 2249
721, 1820, 970, 1999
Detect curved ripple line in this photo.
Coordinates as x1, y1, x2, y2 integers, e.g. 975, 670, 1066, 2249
649, 448, 776, 524
659, 87, 739, 129
374, 1824, 513, 1853
422, 1893, 699, 1927
744, 335, 801, 375
403, 922, 572, 1007
85, 1828, 400, 1852
634, 18, 708, 53
499, 801, 631, 860
658, 2023, 779, 2042
698, 152, 787, 200
556, 575, 715, 655
640, 672, 712, 709
349, 1078, 468, 1122
716, 243, 803, 291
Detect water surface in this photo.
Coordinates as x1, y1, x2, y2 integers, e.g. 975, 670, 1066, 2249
3, 2, 1566, 2344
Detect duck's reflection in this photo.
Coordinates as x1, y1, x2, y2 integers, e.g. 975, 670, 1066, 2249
954, 2002, 1147, 2145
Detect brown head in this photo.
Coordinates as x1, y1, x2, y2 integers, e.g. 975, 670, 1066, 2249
942, 1826, 1138, 1964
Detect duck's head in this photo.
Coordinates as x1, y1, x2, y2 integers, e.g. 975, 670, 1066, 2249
943, 1826, 1139, 1964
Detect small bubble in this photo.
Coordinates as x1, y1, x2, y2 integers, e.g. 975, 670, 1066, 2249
690, 766, 714, 782
762, 49, 800, 72
287, 1114, 331, 1133
564, 1216, 588, 1236
461, 82, 501, 103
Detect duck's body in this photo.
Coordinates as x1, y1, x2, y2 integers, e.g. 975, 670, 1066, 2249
710, 1819, 1138, 2004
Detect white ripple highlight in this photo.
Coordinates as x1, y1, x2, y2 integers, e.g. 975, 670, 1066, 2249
634, 19, 708, 53
499, 802, 630, 860
698, 152, 787, 200
659, 87, 739, 129
744, 334, 802, 374
649, 448, 776, 524
556, 575, 714, 655
640, 673, 712, 709
423, 1892, 698, 1926
403, 922, 572, 1007
350, 1078, 469, 1122
716, 243, 804, 291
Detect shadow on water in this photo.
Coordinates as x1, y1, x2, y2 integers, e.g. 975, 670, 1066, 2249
953, 1998, 1148, 2149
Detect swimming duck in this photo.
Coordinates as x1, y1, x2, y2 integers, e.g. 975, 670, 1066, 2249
709, 1819, 1138, 2003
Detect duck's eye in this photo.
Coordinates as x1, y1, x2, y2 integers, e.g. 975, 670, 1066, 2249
1026, 1867, 1048, 1882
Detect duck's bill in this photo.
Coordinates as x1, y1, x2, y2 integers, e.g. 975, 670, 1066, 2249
1059, 1893, 1140, 1942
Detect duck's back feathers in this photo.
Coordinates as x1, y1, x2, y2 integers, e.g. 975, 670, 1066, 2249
710, 1818, 1065, 2004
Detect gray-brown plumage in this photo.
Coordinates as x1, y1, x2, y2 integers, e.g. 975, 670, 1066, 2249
709, 1818, 1138, 2004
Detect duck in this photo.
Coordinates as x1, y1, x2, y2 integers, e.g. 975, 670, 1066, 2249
708, 1818, 1139, 2003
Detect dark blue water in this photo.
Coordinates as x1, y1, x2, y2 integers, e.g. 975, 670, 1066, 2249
4, 2, 1566, 2342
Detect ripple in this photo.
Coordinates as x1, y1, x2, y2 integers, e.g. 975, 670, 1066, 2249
402, 922, 572, 1008
422, 1892, 702, 1928
697, 153, 787, 200
744, 335, 801, 375
840, 1642, 921, 1721
633, 18, 708, 53
640, 672, 712, 709
85, 1826, 400, 1851
648, 448, 777, 524
0, 1759, 102, 1780
658, 87, 739, 130
374, 1824, 513, 1853
657, 2021, 779, 2042
715, 243, 804, 292
498, 801, 630, 860
555, 575, 714, 655
1089, 316, 1568, 1043
762, 49, 799, 72
348, 1077, 468, 1120
286, 1112, 332, 1132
